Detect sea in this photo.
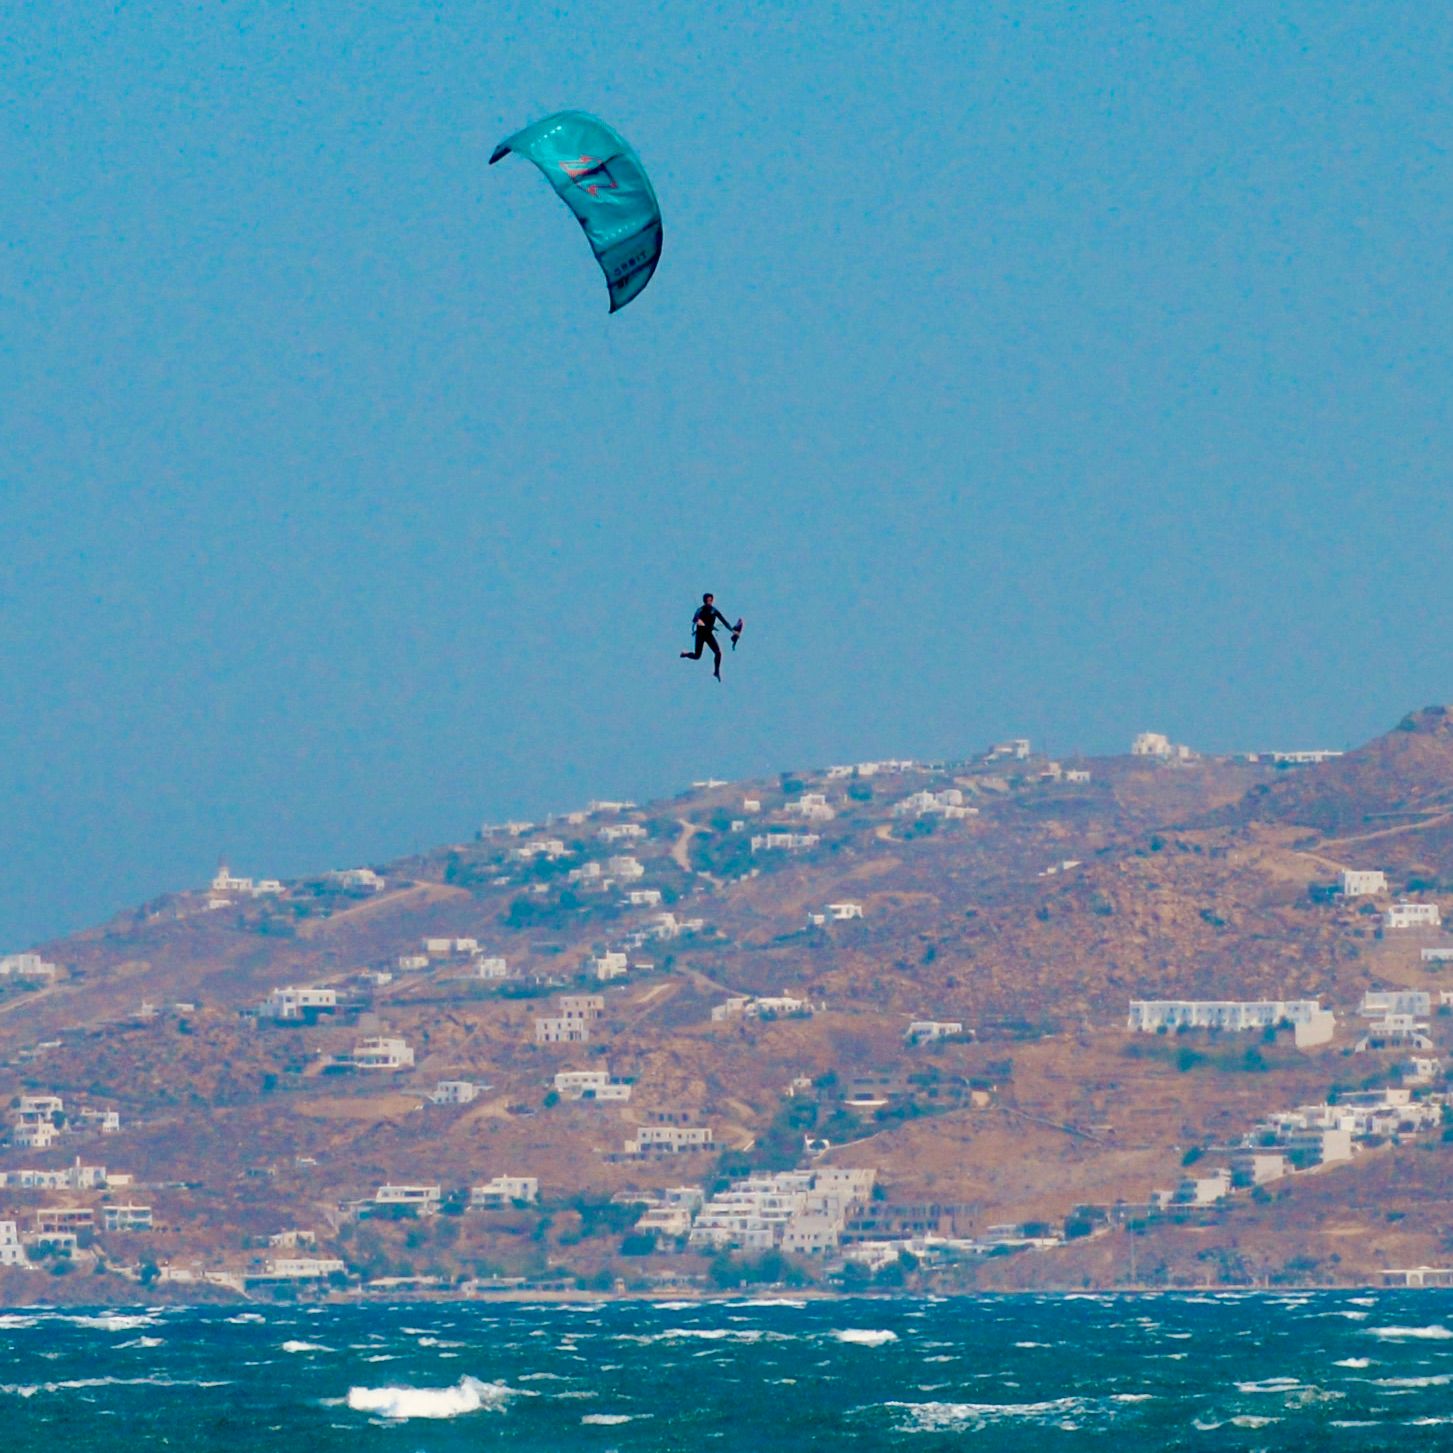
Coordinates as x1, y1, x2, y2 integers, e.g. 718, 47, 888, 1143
1, 1291, 1451, 1450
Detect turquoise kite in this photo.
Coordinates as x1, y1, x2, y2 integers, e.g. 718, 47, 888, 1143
490, 110, 663, 313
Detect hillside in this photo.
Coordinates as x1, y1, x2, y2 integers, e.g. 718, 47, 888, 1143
1, 715, 1450, 1300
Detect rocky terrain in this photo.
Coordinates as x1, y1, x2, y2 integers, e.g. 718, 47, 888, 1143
2, 707, 1452, 1300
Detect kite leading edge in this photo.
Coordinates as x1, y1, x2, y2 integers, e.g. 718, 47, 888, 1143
490, 110, 663, 313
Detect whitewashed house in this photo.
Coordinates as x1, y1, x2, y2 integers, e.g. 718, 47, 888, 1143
430, 1081, 480, 1105
371, 1185, 441, 1216
906, 1020, 964, 1044
397, 954, 429, 971
0, 953, 59, 980
1361, 990, 1432, 1018
536, 1017, 589, 1044
607, 855, 645, 881
473, 956, 509, 980
470, 1175, 538, 1207
625, 1126, 716, 1156
1341, 869, 1389, 897
1385, 901, 1442, 930
1131, 732, 1173, 757
0, 1220, 25, 1267
826, 902, 864, 921
328, 867, 384, 892
589, 951, 629, 982
15, 1094, 63, 1124
101, 1204, 153, 1232
553, 1068, 631, 1102
344, 1037, 414, 1071
1127, 999, 1335, 1048
262, 986, 339, 1021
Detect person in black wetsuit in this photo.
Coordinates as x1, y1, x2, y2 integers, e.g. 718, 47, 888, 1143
680, 593, 734, 680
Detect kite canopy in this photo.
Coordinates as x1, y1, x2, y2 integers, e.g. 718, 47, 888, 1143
490, 110, 663, 313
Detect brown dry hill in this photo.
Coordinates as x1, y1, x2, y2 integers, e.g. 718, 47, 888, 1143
0, 710, 1449, 1296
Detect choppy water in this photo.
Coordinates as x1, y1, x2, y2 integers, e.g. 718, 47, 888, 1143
1, 1292, 1452, 1449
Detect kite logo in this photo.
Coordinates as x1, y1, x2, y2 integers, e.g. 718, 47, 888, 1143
559, 155, 618, 196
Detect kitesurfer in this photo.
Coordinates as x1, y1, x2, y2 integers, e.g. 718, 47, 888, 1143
680, 594, 738, 681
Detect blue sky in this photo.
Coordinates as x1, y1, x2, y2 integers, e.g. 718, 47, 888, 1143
2, 2, 1449, 948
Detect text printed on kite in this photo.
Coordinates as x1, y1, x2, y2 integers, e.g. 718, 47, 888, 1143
490, 111, 663, 313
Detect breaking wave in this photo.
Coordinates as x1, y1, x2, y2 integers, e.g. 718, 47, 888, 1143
345, 1375, 517, 1420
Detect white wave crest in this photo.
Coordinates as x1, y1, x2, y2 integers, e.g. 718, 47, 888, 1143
1334, 1358, 1372, 1368
885, 1397, 1090, 1432
834, 1328, 898, 1347
62, 1314, 161, 1331
582, 1413, 645, 1425
346, 1375, 515, 1421
282, 1341, 332, 1354
1365, 1325, 1453, 1340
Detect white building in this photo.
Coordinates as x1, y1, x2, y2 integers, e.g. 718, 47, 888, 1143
328, 867, 384, 892
470, 1175, 538, 1208
0, 953, 60, 980
625, 888, 663, 907
101, 1204, 153, 1232
1361, 990, 1431, 1018
789, 793, 836, 822
16, 1094, 64, 1122
687, 1168, 875, 1254
12, 1122, 58, 1150
210, 865, 282, 897
397, 954, 429, 971
75, 1109, 120, 1135
345, 1036, 414, 1070
589, 950, 630, 982
372, 1185, 441, 1214
1173, 1168, 1232, 1205
1230, 1150, 1289, 1187
606, 856, 645, 881
712, 994, 810, 1022
1064, 769, 1091, 784
1422, 947, 1453, 964
431, 1081, 480, 1105
1131, 732, 1173, 757
906, 1020, 964, 1044
536, 1017, 588, 1044
1356, 1014, 1435, 1052
893, 790, 977, 820
261, 986, 339, 1021
261, 1257, 345, 1280
598, 823, 646, 843
1341, 869, 1389, 897
1127, 999, 1335, 1048
553, 1068, 631, 1102
0, 1220, 25, 1267
826, 902, 863, 921
750, 832, 821, 852
1385, 901, 1442, 930
988, 739, 1031, 761
625, 1126, 716, 1156
473, 956, 509, 980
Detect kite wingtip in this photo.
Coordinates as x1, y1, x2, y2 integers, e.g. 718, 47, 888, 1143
488, 143, 511, 165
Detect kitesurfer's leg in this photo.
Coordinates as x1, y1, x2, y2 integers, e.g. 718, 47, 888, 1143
709, 635, 722, 679
680, 630, 708, 661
